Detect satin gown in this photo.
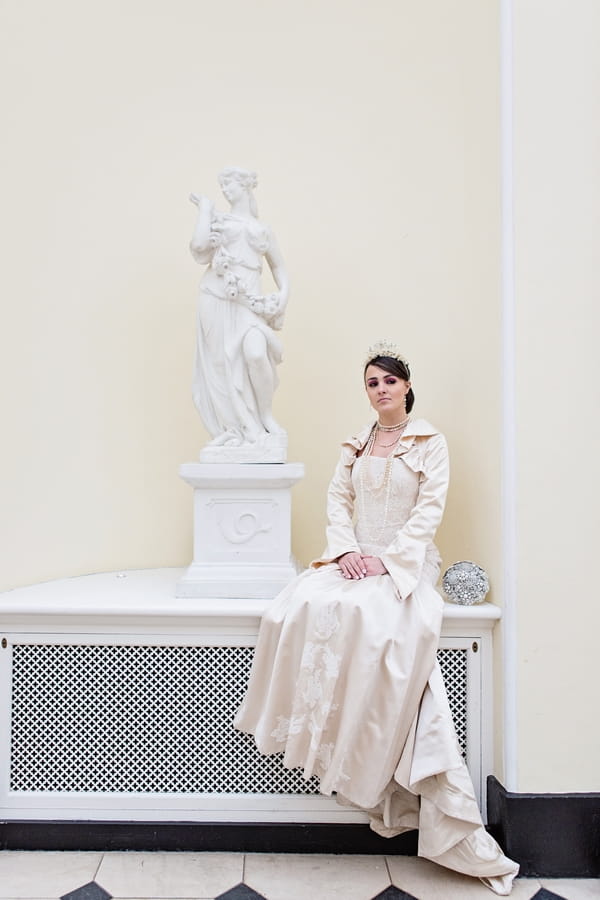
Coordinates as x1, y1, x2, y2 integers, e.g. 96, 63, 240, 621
234, 419, 519, 895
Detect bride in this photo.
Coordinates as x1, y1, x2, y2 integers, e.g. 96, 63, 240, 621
234, 341, 519, 895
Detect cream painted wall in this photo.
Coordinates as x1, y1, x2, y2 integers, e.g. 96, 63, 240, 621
513, 1, 600, 790
2, 0, 598, 799
0, 0, 501, 596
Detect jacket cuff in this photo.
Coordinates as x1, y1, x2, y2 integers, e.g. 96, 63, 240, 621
310, 542, 361, 569
381, 535, 427, 600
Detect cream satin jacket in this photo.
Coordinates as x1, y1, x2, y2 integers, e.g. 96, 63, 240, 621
312, 418, 449, 600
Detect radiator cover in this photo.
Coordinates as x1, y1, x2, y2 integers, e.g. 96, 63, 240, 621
0, 569, 497, 822
8, 641, 467, 796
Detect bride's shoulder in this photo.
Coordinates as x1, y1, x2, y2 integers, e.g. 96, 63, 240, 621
408, 420, 448, 459
336, 422, 373, 464
407, 417, 443, 437
342, 421, 373, 447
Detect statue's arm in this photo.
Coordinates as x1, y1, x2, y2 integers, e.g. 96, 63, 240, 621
189, 193, 215, 264
265, 231, 289, 312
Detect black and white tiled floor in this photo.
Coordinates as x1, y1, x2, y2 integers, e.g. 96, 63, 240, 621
0, 852, 598, 900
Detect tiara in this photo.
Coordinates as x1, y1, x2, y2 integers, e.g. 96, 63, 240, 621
364, 340, 409, 368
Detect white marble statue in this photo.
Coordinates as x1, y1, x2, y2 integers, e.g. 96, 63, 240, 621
189, 168, 289, 462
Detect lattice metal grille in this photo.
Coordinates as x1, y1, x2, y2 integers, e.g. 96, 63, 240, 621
9, 642, 468, 794
438, 648, 468, 758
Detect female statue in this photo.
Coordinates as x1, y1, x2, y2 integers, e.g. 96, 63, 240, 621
190, 168, 289, 458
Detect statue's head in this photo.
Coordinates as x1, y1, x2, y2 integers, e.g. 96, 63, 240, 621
218, 167, 258, 192
218, 167, 259, 217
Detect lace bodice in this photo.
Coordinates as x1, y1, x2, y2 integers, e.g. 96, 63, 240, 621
352, 455, 420, 555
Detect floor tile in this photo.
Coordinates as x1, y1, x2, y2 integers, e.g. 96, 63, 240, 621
372, 887, 419, 900
216, 885, 267, 900
61, 884, 111, 900
539, 880, 600, 900
531, 889, 568, 900
244, 853, 390, 900
95, 852, 243, 899
386, 856, 542, 900
0, 852, 103, 900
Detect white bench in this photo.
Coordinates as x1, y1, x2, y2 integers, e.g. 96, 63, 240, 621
0, 568, 500, 824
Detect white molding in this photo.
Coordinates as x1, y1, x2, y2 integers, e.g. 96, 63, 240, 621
0, 568, 502, 629
500, 0, 518, 791
179, 462, 305, 490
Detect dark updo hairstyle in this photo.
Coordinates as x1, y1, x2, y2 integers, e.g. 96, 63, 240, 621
364, 355, 415, 414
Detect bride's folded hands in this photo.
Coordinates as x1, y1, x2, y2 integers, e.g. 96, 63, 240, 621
338, 552, 388, 579
362, 555, 388, 576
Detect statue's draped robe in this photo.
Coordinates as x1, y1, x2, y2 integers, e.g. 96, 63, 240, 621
192, 213, 282, 441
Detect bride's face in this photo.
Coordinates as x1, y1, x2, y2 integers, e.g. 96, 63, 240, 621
365, 364, 409, 420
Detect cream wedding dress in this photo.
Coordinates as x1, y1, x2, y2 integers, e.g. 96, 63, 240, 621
234, 419, 519, 895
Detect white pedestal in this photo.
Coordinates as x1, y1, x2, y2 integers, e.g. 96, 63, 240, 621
177, 462, 304, 599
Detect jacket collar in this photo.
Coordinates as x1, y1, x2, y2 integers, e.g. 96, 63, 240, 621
342, 418, 440, 457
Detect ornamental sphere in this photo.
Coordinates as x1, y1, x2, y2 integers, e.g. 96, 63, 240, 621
442, 561, 489, 606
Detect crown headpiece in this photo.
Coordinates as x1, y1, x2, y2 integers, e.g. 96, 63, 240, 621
364, 340, 409, 369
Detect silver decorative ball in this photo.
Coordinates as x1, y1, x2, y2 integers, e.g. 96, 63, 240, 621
442, 561, 489, 605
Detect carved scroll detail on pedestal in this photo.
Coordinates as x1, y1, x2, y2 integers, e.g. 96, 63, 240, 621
207, 499, 278, 546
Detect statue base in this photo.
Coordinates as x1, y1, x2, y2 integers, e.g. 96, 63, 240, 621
199, 431, 287, 464
176, 462, 304, 599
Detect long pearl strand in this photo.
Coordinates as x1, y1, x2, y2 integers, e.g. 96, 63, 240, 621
358, 419, 409, 543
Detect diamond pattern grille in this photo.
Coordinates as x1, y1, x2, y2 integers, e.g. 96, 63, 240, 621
437, 648, 468, 758
9, 642, 468, 794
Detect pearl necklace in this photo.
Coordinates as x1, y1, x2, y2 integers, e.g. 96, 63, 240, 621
358, 419, 409, 543
373, 417, 410, 447
377, 416, 410, 432
366, 418, 410, 455
375, 436, 402, 448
